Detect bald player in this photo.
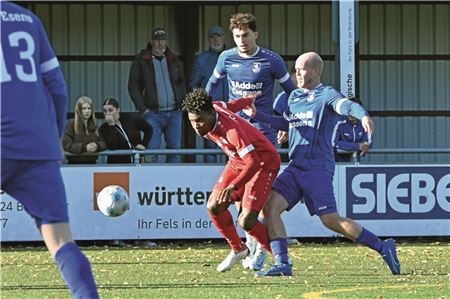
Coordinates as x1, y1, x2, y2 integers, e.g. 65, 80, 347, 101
242, 52, 401, 277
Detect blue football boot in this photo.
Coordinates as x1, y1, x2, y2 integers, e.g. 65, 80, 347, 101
256, 261, 292, 277
380, 239, 401, 275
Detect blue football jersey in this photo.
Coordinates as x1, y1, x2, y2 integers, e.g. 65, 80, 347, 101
207, 46, 294, 115
255, 84, 368, 172
1, 2, 68, 160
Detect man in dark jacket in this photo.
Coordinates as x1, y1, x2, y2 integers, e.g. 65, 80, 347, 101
128, 27, 186, 163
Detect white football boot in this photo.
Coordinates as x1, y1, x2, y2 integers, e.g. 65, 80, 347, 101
217, 246, 249, 272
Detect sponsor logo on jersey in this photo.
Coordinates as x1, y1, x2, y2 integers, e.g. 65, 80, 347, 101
229, 80, 263, 90
288, 110, 314, 128
307, 92, 315, 101
229, 80, 264, 97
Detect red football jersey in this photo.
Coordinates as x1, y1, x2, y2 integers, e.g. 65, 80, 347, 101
206, 101, 280, 171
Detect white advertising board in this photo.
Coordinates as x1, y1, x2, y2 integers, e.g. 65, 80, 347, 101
1, 164, 449, 241
339, 0, 356, 98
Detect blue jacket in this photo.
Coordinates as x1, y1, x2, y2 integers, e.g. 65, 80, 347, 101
332, 116, 372, 162
190, 48, 228, 101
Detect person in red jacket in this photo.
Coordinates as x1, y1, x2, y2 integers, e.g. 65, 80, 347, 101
182, 88, 280, 272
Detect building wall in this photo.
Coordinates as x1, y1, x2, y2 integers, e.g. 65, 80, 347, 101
23, 1, 450, 163
359, 3, 450, 162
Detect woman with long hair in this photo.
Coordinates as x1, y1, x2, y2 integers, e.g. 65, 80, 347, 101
62, 96, 107, 164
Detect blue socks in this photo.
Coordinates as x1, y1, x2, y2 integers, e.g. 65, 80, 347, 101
270, 238, 289, 264
355, 227, 383, 252
55, 242, 99, 299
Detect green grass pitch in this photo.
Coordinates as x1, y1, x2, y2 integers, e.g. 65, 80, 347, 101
1, 240, 449, 298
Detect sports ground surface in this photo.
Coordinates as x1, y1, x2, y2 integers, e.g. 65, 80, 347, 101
1, 239, 449, 298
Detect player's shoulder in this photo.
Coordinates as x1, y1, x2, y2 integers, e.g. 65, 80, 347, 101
319, 84, 345, 98
219, 47, 239, 59
258, 47, 284, 62
1, 2, 38, 22
290, 88, 305, 97
321, 84, 335, 92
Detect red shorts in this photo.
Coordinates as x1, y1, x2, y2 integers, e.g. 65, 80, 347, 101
213, 163, 278, 211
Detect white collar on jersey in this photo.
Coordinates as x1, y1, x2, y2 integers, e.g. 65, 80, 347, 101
302, 83, 323, 92
237, 46, 260, 58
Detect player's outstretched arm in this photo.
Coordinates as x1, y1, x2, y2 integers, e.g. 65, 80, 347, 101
225, 91, 261, 113
250, 110, 289, 132
361, 115, 375, 135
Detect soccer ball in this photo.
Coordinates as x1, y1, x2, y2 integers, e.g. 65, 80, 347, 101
97, 185, 130, 217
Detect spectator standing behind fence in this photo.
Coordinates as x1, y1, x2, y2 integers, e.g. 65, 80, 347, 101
190, 25, 229, 163
99, 98, 153, 164
1, 2, 99, 297
333, 97, 372, 162
128, 27, 186, 163
62, 96, 107, 164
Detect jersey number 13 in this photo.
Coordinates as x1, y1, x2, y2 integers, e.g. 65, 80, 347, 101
1, 31, 37, 83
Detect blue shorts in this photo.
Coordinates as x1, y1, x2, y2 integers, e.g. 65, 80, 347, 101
272, 164, 337, 216
1, 159, 69, 227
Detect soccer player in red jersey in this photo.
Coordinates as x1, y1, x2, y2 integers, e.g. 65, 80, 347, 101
182, 88, 280, 272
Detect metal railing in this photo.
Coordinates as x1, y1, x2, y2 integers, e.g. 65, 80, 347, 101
64, 147, 450, 165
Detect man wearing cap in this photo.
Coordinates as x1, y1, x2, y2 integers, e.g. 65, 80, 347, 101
190, 25, 229, 163
190, 25, 228, 101
128, 27, 186, 163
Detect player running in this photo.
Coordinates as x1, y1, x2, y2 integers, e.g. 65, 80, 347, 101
182, 88, 280, 272
1, 2, 99, 297
242, 52, 401, 277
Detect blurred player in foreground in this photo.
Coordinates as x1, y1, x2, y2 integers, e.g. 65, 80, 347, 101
1, 2, 99, 297
242, 52, 401, 277
182, 88, 280, 272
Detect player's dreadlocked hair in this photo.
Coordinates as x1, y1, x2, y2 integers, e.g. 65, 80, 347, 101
229, 12, 257, 32
182, 88, 214, 114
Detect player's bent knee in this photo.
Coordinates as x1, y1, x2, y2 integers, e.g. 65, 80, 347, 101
207, 204, 221, 215
207, 200, 229, 215
238, 211, 258, 231
320, 214, 344, 232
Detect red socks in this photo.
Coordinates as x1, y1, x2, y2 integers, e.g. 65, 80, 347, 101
247, 221, 272, 254
209, 210, 243, 252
